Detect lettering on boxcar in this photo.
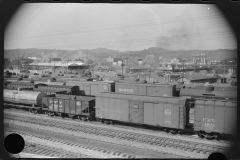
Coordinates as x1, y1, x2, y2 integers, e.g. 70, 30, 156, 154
203, 118, 215, 130
165, 120, 172, 124
76, 101, 81, 106
203, 118, 215, 123
165, 109, 171, 116
119, 88, 134, 92
103, 86, 107, 90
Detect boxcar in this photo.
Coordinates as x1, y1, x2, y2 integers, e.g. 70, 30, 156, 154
34, 81, 66, 86
7, 82, 36, 90
193, 99, 237, 138
180, 84, 237, 100
115, 83, 176, 97
21, 88, 67, 95
95, 92, 187, 133
42, 94, 95, 120
36, 85, 79, 95
65, 81, 115, 96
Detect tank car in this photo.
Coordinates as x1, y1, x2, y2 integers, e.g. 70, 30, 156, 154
4, 89, 47, 110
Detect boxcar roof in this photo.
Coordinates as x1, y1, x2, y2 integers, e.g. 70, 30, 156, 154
65, 81, 113, 85
115, 82, 175, 87
96, 92, 184, 102
8, 82, 35, 85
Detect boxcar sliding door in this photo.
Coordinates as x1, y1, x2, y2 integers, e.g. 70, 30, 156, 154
129, 101, 143, 123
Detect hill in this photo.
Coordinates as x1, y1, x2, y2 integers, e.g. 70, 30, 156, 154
4, 47, 237, 61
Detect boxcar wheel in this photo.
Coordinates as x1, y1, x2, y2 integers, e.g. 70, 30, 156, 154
29, 108, 33, 113
165, 129, 170, 133
198, 132, 204, 138
171, 130, 177, 134
34, 109, 38, 114
88, 117, 92, 122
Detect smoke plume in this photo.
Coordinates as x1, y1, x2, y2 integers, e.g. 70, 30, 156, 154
156, 24, 194, 50
41, 51, 59, 62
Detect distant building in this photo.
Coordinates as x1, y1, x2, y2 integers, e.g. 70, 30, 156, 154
177, 75, 217, 84
112, 58, 123, 66
113, 62, 118, 66
159, 56, 163, 63
193, 54, 207, 64
210, 60, 221, 65
137, 58, 144, 66
171, 58, 179, 64
27, 57, 39, 60
106, 56, 114, 62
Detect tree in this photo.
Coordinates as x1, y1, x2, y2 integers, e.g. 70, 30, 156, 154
4, 58, 12, 69
11, 50, 26, 69
171, 63, 176, 72
145, 55, 160, 69
100, 61, 112, 67
125, 67, 130, 73
127, 56, 138, 67
213, 67, 224, 74
52, 58, 62, 61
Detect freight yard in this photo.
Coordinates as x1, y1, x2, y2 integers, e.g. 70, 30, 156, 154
3, 3, 238, 159
3, 68, 237, 158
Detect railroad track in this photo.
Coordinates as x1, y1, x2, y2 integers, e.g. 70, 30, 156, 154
4, 107, 233, 144
5, 124, 181, 158
4, 110, 231, 157
5, 131, 88, 158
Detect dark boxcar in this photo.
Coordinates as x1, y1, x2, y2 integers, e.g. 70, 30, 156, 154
115, 83, 176, 97
65, 81, 115, 96
7, 82, 35, 90
37, 85, 79, 95
96, 93, 187, 130
44, 94, 95, 119
194, 99, 237, 136
180, 84, 237, 100
33, 88, 67, 95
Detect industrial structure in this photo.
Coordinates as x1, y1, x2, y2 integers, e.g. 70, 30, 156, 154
192, 54, 207, 64
28, 61, 90, 74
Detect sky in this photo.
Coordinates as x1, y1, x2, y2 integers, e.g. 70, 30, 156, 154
4, 4, 237, 51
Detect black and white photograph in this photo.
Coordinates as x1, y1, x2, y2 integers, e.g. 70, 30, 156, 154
3, 2, 238, 159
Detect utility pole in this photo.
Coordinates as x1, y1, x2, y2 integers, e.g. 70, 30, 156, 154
121, 60, 124, 76
182, 60, 186, 82
224, 59, 226, 76
18, 52, 19, 70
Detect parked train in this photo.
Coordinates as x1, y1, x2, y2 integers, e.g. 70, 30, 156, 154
3, 79, 237, 140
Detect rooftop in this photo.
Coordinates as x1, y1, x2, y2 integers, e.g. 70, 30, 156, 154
178, 75, 215, 81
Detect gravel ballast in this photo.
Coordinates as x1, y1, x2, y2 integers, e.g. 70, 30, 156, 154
5, 118, 208, 158
4, 110, 232, 147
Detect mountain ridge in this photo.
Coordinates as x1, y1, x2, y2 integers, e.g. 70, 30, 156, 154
4, 47, 237, 61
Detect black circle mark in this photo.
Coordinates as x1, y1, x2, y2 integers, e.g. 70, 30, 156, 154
208, 152, 227, 160
4, 133, 25, 154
